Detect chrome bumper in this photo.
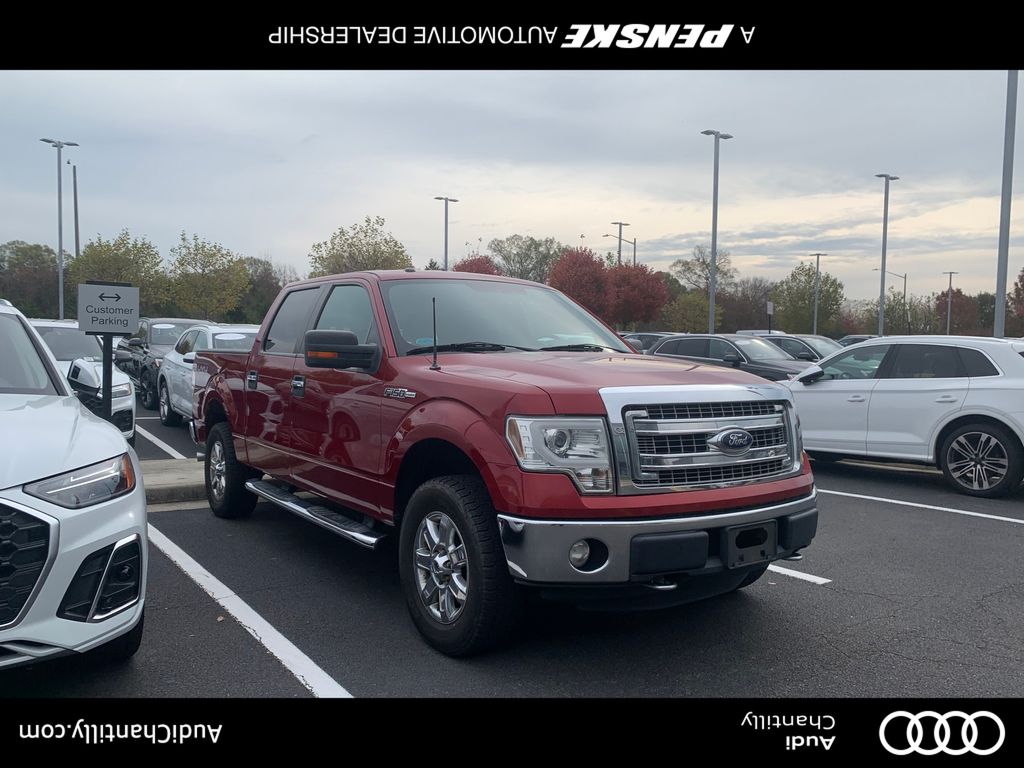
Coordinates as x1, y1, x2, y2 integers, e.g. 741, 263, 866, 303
497, 492, 817, 584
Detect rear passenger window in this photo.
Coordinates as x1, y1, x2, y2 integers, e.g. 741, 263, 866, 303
888, 344, 963, 379
675, 338, 708, 357
264, 288, 319, 354
315, 285, 379, 345
958, 347, 999, 377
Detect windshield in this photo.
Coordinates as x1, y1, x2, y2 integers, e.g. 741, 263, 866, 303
0, 314, 59, 395
733, 336, 795, 361
804, 336, 843, 357
34, 325, 103, 361
211, 331, 257, 351
380, 278, 630, 355
150, 322, 191, 346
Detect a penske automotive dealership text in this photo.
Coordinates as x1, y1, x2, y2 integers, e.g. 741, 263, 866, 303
19, 720, 223, 745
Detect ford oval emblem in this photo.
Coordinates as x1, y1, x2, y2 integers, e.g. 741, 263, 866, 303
709, 428, 754, 456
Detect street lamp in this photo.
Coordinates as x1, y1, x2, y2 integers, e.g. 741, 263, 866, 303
702, 129, 733, 334
873, 267, 908, 334
603, 233, 638, 265
610, 221, 630, 265
875, 173, 899, 335
433, 196, 459, 270
810, 253, 827, 334
40, 138, 78, 319
942, 271, 959, 334
67, 160, 81, 261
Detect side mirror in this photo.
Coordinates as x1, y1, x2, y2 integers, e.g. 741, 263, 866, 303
796, 364, 824, 385
67, 358, 101, 396
128, 338, 144, 348
182, 351, 196, 365
796, 351, 815, 361
303, 329, 378, 370
722, 354, 742, 366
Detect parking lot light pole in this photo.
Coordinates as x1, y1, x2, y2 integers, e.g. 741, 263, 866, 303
873, 267, 908, 334
994, 70, 1018, 338
433, 196, 458, 270
603, 233, 638, 265
68, 160, 81, 260
943, 271, 959, 334
40, 138, 78, 319
702, 129, 732, 334
610, 222, 630, 265
810, 253, 826, 334
875, 173, 899, 336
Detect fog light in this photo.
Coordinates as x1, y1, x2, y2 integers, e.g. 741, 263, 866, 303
569, 539, 591, 568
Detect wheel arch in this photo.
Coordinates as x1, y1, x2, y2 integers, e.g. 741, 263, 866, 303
933, 412, 1024, 467
393, 438, 486, 528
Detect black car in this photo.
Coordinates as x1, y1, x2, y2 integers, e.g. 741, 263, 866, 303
837, 334, 877, 347
649, 334, 812, 381
116, 317, 204, 409
620, 331, 675, 353
764, 333, 844, 362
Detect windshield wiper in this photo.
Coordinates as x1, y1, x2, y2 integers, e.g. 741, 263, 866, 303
407, 341, 537, 356
538, 343, 624, 352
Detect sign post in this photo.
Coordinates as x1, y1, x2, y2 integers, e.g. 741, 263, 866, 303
766, 300, 774, 334
78, 281, 140, 424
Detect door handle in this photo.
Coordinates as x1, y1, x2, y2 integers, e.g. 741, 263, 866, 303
247, 370, 258, 390
846, 394, 866, 403
935, 395, 958, 403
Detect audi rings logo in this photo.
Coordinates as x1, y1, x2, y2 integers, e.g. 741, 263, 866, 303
879, 711, 1005, 756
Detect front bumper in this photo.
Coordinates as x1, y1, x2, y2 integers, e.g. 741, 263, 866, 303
497, 492, 817, 584
0, 456, 148, 671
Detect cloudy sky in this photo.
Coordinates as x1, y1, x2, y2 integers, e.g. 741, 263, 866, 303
1, 70, 1020, 300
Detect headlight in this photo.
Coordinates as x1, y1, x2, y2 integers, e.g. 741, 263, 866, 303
505, 416, 613, 493
24, 454, 136, 509
110, 383, 133, 398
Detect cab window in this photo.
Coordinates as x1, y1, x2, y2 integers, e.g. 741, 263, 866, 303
315, 285, 379, 345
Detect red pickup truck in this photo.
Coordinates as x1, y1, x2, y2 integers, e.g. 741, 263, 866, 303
192, 270, 817, 655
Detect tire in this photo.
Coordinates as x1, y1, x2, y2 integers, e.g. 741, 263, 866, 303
93, 610, 144, 663
158, 381, 182, 427
734, 564, 769, 590
205, 422, 258, 518
399, 475, 523, 657
140, 369, 158, 411
939, 422, 1024, 498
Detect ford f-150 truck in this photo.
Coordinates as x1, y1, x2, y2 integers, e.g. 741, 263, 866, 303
192, 270, 817, 655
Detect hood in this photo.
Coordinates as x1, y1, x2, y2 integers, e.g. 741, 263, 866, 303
747, 358, 814, 375
0, 394, 128, 491
56, 359, 131, 385
148, 344, 174, 360
400, 351, 789, 413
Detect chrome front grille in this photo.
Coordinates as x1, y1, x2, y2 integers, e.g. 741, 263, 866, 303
624, 401, 794, 489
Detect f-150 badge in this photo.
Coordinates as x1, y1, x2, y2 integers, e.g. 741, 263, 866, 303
384, 387, 417, 399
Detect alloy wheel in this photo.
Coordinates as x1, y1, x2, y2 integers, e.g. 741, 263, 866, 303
209, 440, 227, 502
414, 511, 469, 624
946, 431, 1009, 491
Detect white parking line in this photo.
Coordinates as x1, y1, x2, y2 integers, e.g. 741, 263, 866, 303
818, 488, 1024, 526
135, 425, 188, 460
767, 564, 832, 585
147, 525, 351, 698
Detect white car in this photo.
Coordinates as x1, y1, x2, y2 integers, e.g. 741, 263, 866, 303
157, 323, 259, 427
785, 335, 1024, 497
0, 302, 147, 670
29, 319, 136, 445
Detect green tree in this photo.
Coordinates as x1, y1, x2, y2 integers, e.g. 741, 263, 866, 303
168, 232, 250, 321
309, 216, 411, 276
0, 241, 63, 317
772, 262, 845, 334
67, 230, 168, 315
660, 292, 722, 333
670, 244, 737, 293
225, 256, 291, 324
487, 235, 564, 283
424, 258, 443, 270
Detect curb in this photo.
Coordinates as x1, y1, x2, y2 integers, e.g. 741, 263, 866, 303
141, 458, 207, 506
145, 482, 207, 505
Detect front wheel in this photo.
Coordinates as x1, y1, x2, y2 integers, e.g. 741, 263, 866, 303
140, 370, 158, 411
205, 422, 258, 518
158, 381, 182, 427
939, 422, 1024, 498
399, 475, 522, 657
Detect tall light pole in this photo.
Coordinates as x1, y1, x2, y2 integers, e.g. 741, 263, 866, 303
40, 138, 78, 319
943, 271, 959, 334
603, 233, 638, 265
67, 160, 81, 260
994, 70, 1018, 338
433, 196, 459, 270
873, 267, 908, 334
875, 173, 899, 336
702, 129, 733, 334
610, 221, 630, 265
810, 253, 826, 334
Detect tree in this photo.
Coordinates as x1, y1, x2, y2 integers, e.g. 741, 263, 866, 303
605, 263, 669, 329
225, 256, 291, 324
547, 248, 608, 317
309, 216, 411, 276
67, 230, 168, 315
771, 262, 845, 334
670, 244, 736, 293
452, 255, 503, 275
656, 271, 685, 303
660, 292, 721, 333
718, 277, 775, 332
168, 232, 250, 321
487, 235, 564, 283
935, 288, 980, 336
424, 258, 443, 270
0, 241, 63, 317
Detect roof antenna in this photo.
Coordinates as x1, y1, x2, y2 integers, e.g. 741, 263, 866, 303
430, 297, 441, 371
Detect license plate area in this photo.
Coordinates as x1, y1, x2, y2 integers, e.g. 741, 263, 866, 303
723, 520, 777, 569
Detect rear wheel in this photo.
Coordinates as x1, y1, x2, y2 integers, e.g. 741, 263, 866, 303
939, 422, 1023, 498
140, 370, 158, 410
205, 422, 258, 518
158, 381, 182, 427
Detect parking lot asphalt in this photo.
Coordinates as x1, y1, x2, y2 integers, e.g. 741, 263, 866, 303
132, 402, 197, 461
3, 459, 1022, 698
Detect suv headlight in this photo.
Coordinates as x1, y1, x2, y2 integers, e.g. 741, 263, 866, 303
505, 416, 613, 493
24, 454, 136, 509
110, 383, 133, 398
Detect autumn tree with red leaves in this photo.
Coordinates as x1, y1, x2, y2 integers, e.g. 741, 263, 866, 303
547, 248, 609, 317
605, 263, 669, 329
452, 254, 503, 275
